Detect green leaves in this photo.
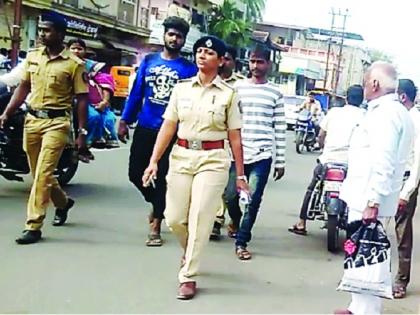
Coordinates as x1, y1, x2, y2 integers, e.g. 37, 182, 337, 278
207, 0, 252, 47
239, 0, 266, 22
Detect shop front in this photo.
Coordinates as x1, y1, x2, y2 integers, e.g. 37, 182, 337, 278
278, 56, 323, 96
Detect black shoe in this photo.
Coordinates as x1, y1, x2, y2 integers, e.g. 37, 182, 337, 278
15, 230, 42, 245
210, 222, 221, 241
52, 198, 75, 226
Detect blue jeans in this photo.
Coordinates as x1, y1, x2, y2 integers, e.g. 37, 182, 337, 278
224, 158, 272, 247
87, 105, 117, 144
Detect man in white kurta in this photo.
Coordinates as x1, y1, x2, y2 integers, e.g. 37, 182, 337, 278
336, 62, 414, 315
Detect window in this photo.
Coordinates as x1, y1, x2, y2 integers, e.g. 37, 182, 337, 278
119, 0, 135, 23
151, 7, 159, 16
62, 0, 78, 7
191, 9, 205, 31
121, 0, 136, 5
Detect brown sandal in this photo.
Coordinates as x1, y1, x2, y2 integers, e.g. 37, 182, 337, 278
146, 234, 163, 247
236, 246, 252, 260
288, 224, 307, 236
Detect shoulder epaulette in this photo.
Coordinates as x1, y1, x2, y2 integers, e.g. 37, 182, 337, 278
69, 54, 85, 65
28, 47, 42, 52
27, 47, 43, 57
220, 80, 234, 90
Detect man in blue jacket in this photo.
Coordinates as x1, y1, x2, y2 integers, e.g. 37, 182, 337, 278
118, 16, 197, 247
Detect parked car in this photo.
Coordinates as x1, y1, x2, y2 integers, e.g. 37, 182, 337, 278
284, 95, 306, 130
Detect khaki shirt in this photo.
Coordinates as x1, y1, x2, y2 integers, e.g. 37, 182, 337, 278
23, 46, 88, 110
163, 75, 242, 141
223, 72, 245, 86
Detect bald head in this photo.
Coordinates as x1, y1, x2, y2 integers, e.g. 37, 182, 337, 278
364, 61, 398, 101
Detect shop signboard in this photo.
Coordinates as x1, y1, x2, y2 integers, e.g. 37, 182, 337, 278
58, 13, 100, 39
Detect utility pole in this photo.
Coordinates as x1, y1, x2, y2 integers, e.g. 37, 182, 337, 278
323, 8, 349, 93
333, 8, 349, 93
10, 0, 23, 68
323, 8, 335, 89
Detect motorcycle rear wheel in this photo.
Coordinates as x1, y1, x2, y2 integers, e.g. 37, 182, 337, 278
327, 215, 339, 252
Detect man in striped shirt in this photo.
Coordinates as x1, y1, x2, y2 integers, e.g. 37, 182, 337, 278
224, 45, 286, 260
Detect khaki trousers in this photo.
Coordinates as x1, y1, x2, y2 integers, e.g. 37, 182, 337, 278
23, 115, 70, 230
165, 145, 230, 283
395, 187, 418, 287
215, 201, 226, 225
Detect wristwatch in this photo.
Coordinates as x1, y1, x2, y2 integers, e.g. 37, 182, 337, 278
237, 175, 247, 183
367, 200, 379, 208
78, 128, 88, 136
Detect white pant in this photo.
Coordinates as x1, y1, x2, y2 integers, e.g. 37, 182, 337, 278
347, 209, 391, 315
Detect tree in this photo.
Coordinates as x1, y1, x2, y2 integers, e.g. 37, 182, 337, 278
239, 0, 266, 23
368, 48, 394, 64
207, 0, 251, 47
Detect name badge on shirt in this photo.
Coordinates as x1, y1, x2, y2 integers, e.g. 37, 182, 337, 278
179, 99, 193, 110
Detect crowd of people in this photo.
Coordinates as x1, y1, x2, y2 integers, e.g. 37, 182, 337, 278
0, 11, 418, 314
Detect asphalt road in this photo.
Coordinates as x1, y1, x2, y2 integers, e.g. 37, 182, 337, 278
1, 132, 419, 314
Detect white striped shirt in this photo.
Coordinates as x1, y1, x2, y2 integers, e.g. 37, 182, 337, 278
234, 80, 286, 168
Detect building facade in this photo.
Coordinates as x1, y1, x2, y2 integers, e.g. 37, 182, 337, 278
255, 21, 369, 96
0, 0, 151, 66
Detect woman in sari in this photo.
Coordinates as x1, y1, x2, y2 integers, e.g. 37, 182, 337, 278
68, 39, 119, 156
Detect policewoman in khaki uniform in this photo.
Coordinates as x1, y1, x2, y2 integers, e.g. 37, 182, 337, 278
0, 13, 89, 244
143, 36, 249, 300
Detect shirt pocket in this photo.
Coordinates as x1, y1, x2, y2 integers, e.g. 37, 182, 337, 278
27, 64, 39, 86
209, 102, 227, 130
177, 98, 193, 122
47, 70, 70, 92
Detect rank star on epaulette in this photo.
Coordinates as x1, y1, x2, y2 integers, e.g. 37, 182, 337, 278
205, 39, 213, 48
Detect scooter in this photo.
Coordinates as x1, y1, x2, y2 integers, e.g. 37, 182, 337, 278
295, 109, 317, 154
0, 82, 79, 185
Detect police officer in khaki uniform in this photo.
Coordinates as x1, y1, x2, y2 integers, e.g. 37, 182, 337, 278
143, 36, 249, 300
210, 44, 245, 240
219, 44, 245, 85
0, 12, 89, 244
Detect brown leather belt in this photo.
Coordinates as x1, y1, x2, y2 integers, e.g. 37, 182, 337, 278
177, 138, 225, 150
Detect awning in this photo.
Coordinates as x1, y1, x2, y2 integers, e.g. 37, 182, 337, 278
279, 56, 324, 80
65, 36, 106, 50
107, 41, 139, 55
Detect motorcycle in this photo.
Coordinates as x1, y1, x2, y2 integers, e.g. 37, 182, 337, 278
306, 162, 348, 252
295, 109, 317, 154
0, 82, 79, 185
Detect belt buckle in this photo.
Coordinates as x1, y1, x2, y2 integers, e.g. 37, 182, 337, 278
37, 110, 50, 119
189, 140, 202, 150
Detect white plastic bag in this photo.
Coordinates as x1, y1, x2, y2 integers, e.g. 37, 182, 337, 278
337, 221, 393, 299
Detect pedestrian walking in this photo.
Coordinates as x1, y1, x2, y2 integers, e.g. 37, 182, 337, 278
224, 44, 286, 261
118, 16, 197, 247
335, 62, 414, 315
210, 44, 244, 240
142, 35, 249, 300
393, 79, 420, 299
0, 12, 89, 244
